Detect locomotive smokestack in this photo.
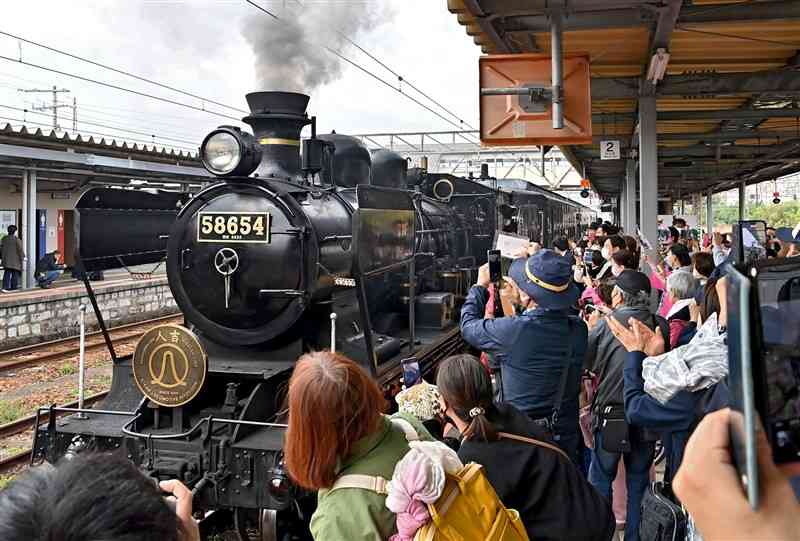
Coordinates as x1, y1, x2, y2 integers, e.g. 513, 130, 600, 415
243, 91, 311, 181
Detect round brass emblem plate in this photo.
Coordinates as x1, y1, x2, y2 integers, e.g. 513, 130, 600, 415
132, 324, 207, 407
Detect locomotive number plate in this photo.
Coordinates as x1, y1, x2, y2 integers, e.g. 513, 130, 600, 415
197, 211, 271, 243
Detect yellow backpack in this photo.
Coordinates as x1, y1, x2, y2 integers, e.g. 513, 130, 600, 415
329, 419, 529, 541
412, 461, 529, 541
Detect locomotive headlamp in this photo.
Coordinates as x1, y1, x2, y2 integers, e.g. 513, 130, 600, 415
200, 127, 262, 177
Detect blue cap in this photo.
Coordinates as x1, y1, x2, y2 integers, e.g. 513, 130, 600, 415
775, 227, 799, 244
508, 249, 579, 310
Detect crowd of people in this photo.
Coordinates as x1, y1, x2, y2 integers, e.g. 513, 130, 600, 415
1, 217, 800, 541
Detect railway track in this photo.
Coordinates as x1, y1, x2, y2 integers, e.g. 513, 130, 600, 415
0, 315, 185, 478
0, 391, 109, 475
0, 313, 183, 374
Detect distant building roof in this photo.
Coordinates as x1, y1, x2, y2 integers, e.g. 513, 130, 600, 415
0, 123, 200, 165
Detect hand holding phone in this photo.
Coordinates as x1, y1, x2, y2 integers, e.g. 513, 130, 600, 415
487, 250, 502, 283
673, 409, 800, 540
401, 357, 421, 388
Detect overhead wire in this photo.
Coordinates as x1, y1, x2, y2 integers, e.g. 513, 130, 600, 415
290, 0, 476, 131
244, 0, 479, 144
0, 54, 243, 122
0, 103, 200, 146
0, 29, 248, 114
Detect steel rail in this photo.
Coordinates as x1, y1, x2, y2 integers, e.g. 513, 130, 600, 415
0, 313, 182, 373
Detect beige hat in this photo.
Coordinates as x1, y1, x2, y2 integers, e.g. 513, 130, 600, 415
396, 381, 441, 422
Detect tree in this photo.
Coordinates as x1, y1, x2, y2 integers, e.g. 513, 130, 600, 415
711, 201, 800, 229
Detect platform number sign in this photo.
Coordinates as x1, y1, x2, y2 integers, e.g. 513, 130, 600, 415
600, 140, 621, 160
197, 211, 271, 243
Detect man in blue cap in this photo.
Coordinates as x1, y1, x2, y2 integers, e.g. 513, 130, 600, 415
460, 249, 586, 461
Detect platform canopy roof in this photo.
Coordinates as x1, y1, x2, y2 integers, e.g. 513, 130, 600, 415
0, 123, 210, 191
449, 0, 800, 198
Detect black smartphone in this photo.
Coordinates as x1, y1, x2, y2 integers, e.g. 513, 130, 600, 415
728, 257, 800, 510
751, 260, 800, 467
726, 265, 760, 509
401, 357, 421, 388
487, 249, 502, 283
583, 248, 595, 265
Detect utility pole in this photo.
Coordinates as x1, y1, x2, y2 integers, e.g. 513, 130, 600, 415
72, 97, 77, 132
18, 85, 71, 130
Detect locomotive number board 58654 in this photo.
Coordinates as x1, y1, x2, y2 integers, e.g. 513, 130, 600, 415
197, 211, 271, 243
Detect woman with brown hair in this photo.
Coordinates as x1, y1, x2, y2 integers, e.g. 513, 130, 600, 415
284, 350, 432, 540
436, 354, 614, 541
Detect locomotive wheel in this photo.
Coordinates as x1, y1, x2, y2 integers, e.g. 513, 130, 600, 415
233, 508, 278, 541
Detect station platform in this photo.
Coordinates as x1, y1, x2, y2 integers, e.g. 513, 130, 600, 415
0, 270, 178, 350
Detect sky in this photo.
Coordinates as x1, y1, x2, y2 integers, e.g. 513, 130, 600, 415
0, 0, 480, 155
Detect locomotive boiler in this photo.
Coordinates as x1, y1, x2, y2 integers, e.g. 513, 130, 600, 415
32, 91, 497, 540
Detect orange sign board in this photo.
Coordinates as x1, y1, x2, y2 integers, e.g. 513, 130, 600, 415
479, 53, 592, 146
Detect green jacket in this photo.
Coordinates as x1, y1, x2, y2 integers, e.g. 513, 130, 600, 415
309, 413, 433, 541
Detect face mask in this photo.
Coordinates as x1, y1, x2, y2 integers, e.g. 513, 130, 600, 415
601, 246, 610, 260
611, 264, 622, 277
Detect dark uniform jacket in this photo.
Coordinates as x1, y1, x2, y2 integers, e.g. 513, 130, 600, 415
623, 350, 729, 482
585, 305, 669, 413
458, 403, 614, 541
0, 235, 24, 271
460, 285, 587, 439
35, 252, 62, 275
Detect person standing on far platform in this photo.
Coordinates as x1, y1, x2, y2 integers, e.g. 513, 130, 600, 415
1, 225, 25, 292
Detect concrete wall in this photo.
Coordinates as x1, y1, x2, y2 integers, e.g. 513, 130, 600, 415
0, 277, 179, 350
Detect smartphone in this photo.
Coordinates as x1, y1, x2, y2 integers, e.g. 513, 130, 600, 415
726, 265, 760, 509
401, 357, 421, 388
751, 260, 800, 468
487, 249, 502, 283
583, 248, 595, 265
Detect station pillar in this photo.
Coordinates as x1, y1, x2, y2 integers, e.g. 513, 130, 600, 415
20, 168, 37, 288
638, 95, 658, 255
738, 180, 747, 220
624, 158, 637, 234
706, 188, 714, 234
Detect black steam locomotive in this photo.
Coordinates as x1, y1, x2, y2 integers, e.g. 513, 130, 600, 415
32, 92, 593, 540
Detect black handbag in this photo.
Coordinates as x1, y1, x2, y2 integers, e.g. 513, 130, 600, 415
639, 481, 688, 541
598, 404, 631, 453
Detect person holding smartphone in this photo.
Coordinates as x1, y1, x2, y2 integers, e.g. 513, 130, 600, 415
0, 453, 200, 541
460, 249, 586, 462
673, 408, 800, 540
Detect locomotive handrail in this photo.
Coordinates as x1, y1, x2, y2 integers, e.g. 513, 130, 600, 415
121, 413, 210, 440
320, 235, 353, 242
361, 259, 414, 278
118, 413, 289, 441
36, 406, 136, 417
258, 289, 306, 298
209, 418, 288, 429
